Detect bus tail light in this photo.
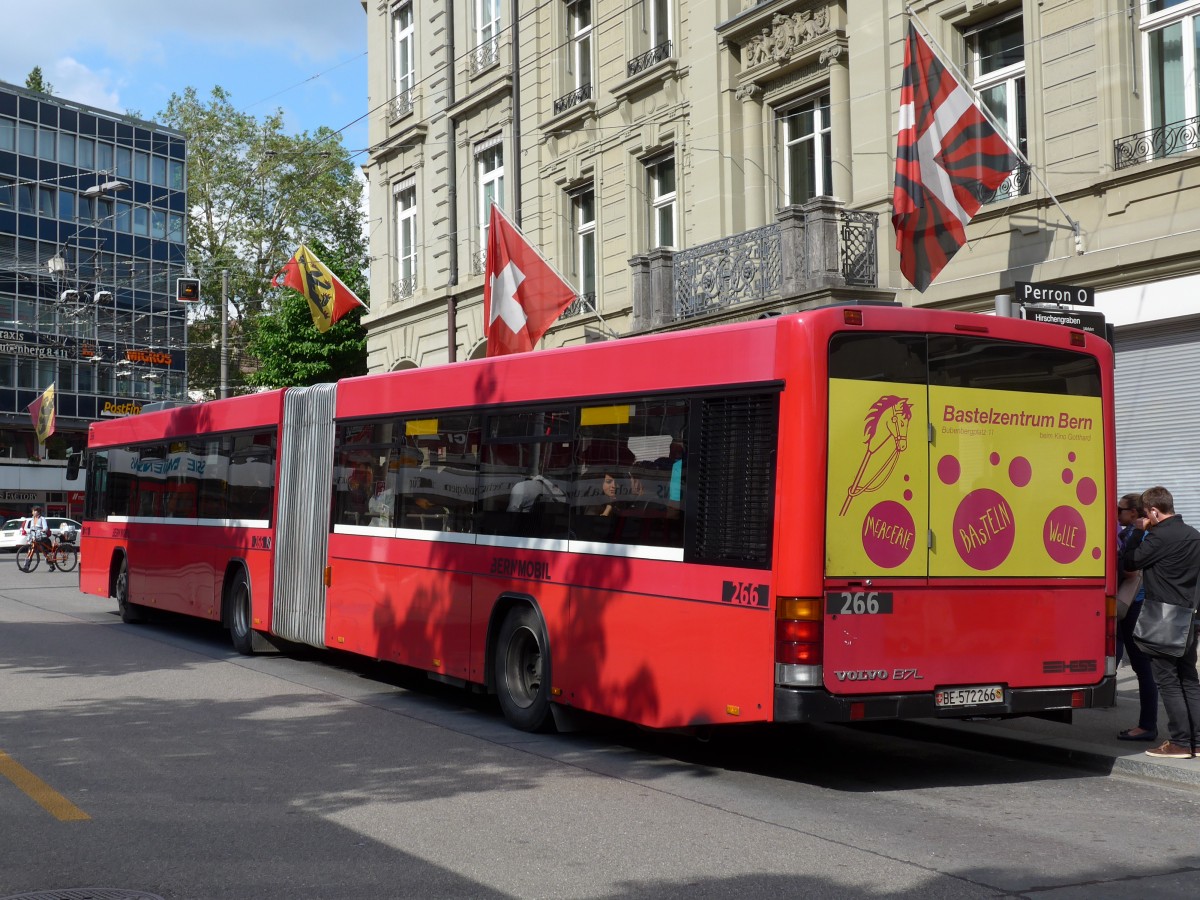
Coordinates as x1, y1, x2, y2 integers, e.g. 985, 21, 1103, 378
1105, 595, 1117, 676
776, 596, 823, 686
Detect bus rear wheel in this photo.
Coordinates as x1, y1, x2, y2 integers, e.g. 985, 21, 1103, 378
115, 558, 145, 624
228, 569, 255, 656
494, 606, 552, 732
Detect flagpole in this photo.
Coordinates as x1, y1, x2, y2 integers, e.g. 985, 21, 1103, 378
903, 6, 1083, 255
490, 204, 622, 340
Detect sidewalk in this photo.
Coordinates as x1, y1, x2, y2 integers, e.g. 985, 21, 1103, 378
899, 667, 1200, 789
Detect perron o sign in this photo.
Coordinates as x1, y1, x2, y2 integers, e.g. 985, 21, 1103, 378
1014, 280, 1095, 307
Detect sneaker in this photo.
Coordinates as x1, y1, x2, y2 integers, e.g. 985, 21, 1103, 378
48, 565, 56, 571
1145, 741, 1194, 759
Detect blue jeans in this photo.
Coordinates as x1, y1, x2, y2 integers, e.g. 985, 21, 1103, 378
1149, 630, 1200, 749
1118, 601, 1159, 732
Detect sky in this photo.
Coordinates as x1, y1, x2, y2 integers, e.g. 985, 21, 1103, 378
0, 0, 370, 161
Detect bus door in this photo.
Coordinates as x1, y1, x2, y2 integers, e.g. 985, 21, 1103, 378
824, 332, 1107, 695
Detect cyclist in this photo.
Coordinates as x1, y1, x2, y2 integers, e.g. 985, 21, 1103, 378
24, 506, 56, 571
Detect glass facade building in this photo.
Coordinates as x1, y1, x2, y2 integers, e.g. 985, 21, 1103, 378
0, 80, 187, 519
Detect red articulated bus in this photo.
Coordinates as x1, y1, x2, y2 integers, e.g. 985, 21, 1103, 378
79, 306, 1118, 731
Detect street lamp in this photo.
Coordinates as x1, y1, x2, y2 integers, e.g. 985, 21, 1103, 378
83, 180, 130, 198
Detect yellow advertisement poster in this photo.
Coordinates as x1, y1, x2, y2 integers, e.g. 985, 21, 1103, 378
826, 379, 929, 577
929, 386, 1105, 577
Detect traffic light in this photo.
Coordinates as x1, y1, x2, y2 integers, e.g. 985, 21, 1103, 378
176, 277, 201, 303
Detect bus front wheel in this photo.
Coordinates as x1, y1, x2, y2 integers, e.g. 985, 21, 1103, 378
228, 569, 255, 655
494, 606, 552, 732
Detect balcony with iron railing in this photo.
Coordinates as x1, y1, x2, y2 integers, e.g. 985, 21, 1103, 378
626, 40, 672, 78
673, 225, 782, 321
561, 293, 596, 319
1114, 115, 1200, 170
975, 163, 1030, 205
387, 89, 416, 123
470, 248, 488, 277
469, 38, 501, 76
630, 198, 881, 329
391, 275, 416, 302
553, 83, 593, 116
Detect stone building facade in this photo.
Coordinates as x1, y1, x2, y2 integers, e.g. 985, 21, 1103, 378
362, 0, 1200, 507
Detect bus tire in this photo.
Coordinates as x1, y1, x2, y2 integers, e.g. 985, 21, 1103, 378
115, 557, 145, 624
494, 605, 552, 732
228, 569, 255, 656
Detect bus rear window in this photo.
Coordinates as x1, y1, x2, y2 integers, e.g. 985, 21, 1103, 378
829, 333, 1101, 398
928, 335, 1101, 396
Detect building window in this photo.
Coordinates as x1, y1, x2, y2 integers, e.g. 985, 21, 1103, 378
477, 141, 504, 256
38, 186, 55, 218
0, 176, 13, 209
966, 13, 1027, 196
393, 2, 416, 99
779, 94, 833, 205
19, 122, 36, 155
471, 0, 503, 74
647, 155, 676, 249
645, 0, 671, 49
394, 180, 418, 296
569, 0, 593, 91
628, 0, 672, 75
116, 147, 132, 179
59, 133, 75, 166
573, 186, 596, 299
38, 128, 55, 161
478, 0, 502, 45
1142, 1, 1200, 150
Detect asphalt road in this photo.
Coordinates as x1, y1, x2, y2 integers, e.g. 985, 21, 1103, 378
2, 568, 1199, 899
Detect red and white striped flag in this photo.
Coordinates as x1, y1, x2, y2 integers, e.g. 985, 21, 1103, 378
892, 21, 1019, 292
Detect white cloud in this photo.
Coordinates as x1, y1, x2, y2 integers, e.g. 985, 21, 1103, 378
48, 58, 123, 113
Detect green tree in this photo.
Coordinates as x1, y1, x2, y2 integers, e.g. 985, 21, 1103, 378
156, 86, 366, 396
247, 238, 368, 387
25, 66, 53, 94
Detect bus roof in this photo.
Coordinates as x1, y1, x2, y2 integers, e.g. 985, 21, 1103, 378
86, 305, 1111, 444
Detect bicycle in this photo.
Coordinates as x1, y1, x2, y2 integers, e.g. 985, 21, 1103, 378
16, 534, 78, 574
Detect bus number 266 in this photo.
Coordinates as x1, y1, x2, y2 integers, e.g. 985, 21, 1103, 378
828, 591, 894, 615
722, 581, 769, 607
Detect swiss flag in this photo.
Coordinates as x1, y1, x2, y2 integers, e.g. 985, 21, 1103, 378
483, 204, 578, 357
892, 21, 1019, 292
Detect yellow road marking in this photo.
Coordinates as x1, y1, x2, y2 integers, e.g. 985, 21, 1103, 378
0, 750, 90, 821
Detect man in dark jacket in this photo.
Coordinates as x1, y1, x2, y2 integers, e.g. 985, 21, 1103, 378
1124, 486, 1200, 759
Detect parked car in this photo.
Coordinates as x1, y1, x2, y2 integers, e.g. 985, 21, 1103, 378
0, 517, 81, 551
0, 518, 25, 552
